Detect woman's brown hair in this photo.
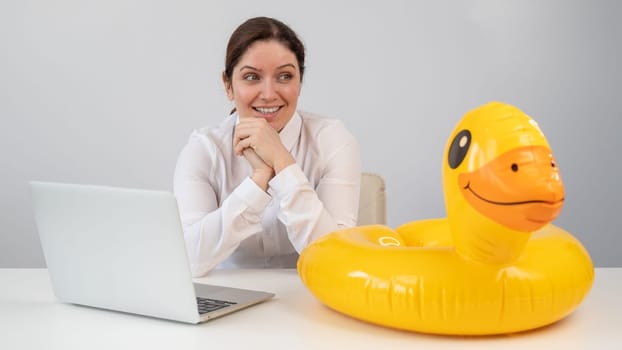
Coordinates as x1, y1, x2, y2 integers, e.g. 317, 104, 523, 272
223, 17, 306, 91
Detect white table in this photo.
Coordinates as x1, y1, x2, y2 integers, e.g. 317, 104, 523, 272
1, 268, 620, 350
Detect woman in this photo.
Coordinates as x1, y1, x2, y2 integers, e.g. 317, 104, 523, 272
173, 17, 361, 276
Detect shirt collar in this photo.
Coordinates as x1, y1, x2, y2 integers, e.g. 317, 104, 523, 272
278, 111, 302, 153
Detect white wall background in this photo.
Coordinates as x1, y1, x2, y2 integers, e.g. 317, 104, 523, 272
2, 0, 620, 267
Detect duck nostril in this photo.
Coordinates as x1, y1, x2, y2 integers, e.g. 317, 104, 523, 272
511, 163, 519, 172
551, 161, 556, 168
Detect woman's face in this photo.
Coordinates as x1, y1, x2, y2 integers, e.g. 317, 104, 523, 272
225, 40, 302, 132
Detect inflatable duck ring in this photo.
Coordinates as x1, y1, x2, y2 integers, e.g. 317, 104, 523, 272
297, 102, 594, 335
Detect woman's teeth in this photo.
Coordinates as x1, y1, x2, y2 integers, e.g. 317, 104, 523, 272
254, 106, 280, 114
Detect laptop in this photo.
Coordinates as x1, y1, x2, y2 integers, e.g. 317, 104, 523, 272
29, 181, 275, 324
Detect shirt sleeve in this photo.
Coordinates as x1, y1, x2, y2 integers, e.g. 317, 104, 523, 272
268, 121, 361, 252
173, 133, 271, 277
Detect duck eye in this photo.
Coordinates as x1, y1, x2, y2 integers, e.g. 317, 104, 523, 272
447, 129, 471, 169
511, 163, 519, 172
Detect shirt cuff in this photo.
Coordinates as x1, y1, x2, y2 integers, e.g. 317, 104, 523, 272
234, 176, 272, 213
269, 164, 308, 198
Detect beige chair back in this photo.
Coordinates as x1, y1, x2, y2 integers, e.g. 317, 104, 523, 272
357, 173, 387, 225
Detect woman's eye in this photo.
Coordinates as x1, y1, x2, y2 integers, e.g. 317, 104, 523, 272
278, 73, 292, 81
243, 74, 259, 81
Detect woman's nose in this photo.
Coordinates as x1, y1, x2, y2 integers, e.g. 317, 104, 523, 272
260, 80, 277, 100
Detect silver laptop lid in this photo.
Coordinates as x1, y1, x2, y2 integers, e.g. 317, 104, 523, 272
30, 181, 201, 323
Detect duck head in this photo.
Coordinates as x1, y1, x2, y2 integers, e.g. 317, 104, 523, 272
443, 102, 564, 264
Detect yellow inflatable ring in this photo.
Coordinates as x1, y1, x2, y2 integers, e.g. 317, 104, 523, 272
297, 102, 594, 335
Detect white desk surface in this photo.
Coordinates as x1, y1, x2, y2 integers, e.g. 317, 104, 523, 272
1, 268, 620, 350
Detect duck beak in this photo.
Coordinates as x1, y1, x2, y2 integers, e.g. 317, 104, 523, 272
458, 146, 565, 232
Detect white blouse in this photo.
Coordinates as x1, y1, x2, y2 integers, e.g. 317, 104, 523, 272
173, 111, 361, 276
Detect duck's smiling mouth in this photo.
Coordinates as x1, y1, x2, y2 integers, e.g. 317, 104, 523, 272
463, 182, 564, 206
456, 146, 565, 232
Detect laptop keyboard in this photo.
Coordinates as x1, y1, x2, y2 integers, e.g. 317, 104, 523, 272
196, 297, 238, 314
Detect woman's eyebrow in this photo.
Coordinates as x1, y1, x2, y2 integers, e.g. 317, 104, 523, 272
238, 63, 297, 72
277, 63, 297, 70
239, 65, 260, 72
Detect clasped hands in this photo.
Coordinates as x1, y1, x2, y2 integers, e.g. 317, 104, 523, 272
233, 117, 295, 191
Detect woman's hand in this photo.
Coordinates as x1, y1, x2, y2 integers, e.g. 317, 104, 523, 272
241, 148, 273, 191
234, 117, 295, 174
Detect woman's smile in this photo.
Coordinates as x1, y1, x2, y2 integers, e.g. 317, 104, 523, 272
253, 105, 283, 117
